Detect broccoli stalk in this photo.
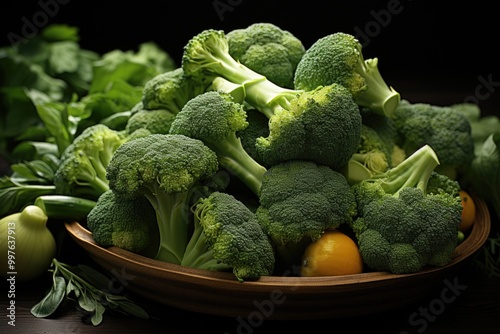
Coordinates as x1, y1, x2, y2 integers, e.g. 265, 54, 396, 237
169, 91, 267, 196
181, 191, 275, 281
183, 29, 300, 118
105, 133, 219, 264
351, 145, 463, 274
182, 29, 362, 171
226, 22, 305, 88
375, 144, 439, 196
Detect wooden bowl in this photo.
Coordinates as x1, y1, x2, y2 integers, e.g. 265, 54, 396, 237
65, 196, 491, 320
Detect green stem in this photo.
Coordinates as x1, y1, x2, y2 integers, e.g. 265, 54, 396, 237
378, 145, 439, 196
145, 186, 190, 265
355, 57, 401, 118
215, 132, 267, 196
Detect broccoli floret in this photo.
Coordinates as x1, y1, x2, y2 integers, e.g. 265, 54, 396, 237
346, 124, 392, 184
169, 91, 267, 197
182, 29, 362, 171
293, 32, 400, 118
427, 171, 461, 197
254, 83, 362, 171
392, 99, 475, 179
125, 108, 176, 135
255, 160, 357, 267
351, 145, 462, 274
226, 22, 305, 88
54, 124, 126, 200
182, 191, 275, 281
236, 108, 270, 166
105, 133, 219, 264
87, 189, 158, 255
141, 67, 211, 113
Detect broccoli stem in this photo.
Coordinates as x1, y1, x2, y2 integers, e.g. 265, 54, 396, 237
144, 184, 191, 265
377, 145, 439, 196
181, 213, 230, 271
194, 41, 301, 119
354, 58, 400, 118
215, 132, 267, 196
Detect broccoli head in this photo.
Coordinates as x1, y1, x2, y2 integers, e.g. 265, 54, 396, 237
182, 191, 275, 281
392, 99, 475, 179
54, 124, 126, 200
182, 29, 362, 171
254, 83, 362, 171
87, 189, 158, 256
345, 124, 392, 184
169, 91, 267, 197
141, 67, 211, 113
226, 22, 305, 88
351, 145, 462, 274
255, 160, 357, 267
125, 108, 177, 135
236, 107, 270, 166
105, 133, 219, 264
293, 32, 400, 118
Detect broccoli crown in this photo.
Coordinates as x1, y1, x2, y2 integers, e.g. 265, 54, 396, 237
226, 22, 305, 88
393, 100, 475, 176
352, 145, 440, 213
426, 171, 461, 197
54, 124, 126, 200
105, 133, 219, 264
349, 124, 392, 175
141, 67, 210, 113
185, 191, 275, 281
125, 108, 176, 135
255, 83, 362, 171
350, 144, 462, 274
169, 91, 267, 197
256, 160, 357, 248
236, 108, 270, 166
352, 186, 462, 274
170, 91, 248, 145
294, 32, 365, 95
87, 189, 157, 254
106, 133, 218, 197
293, 32, 400, 118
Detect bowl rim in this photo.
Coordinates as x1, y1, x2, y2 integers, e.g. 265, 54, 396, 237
64, 194, 491, 286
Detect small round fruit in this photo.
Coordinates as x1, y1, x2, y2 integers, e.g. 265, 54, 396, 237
300, 229, 363, 276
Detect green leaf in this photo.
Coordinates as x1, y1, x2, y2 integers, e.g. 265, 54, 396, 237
91, 302, 106, 326
65, 277, 83, 299
48, 41, 80, 75
30, 275, 66, 318
78, 292, 96, 312
11, 141, 59, 161
0, 176, 56, 217
117, 301, 149, 319
41, 24, 80, 42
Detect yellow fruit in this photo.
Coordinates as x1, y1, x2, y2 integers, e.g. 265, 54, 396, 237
300, 229, 364, 276
459, 190, 476, 232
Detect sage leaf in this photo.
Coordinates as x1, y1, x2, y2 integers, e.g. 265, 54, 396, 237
30, 276, 66, 318
91, 302, 106, 326
78, 292, 96, 312
118, 301, 149, 319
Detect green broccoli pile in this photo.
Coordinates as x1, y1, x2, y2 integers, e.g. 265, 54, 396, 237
3, 21, 494, 281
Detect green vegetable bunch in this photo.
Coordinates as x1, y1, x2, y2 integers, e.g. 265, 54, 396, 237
351, 145, 463, 274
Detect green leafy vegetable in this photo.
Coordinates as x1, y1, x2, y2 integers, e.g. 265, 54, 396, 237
31, 258, 149, 326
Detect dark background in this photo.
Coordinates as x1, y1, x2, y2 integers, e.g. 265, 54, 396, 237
1, 0, 499, 114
